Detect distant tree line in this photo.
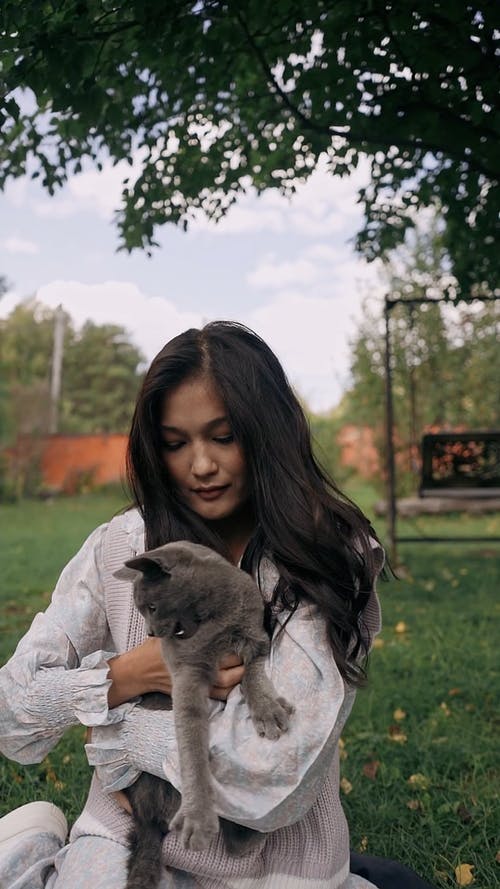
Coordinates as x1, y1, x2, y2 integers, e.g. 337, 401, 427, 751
0, 298, 145, 444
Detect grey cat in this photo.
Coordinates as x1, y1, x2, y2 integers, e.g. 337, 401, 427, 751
114, 540, 294, 889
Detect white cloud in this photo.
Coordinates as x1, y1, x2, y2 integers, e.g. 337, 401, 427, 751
248, 255, 321, 290
1, 281, 185, 365
196, 201, 287, 235
32, 198, 79, 220
243, 237, 385, 409
247, 238, 383, 307
5, 281, 204, 363
193, 156, 370, 239
33, 153, 146, 220
304, 243, 343, 263
1, 236, 40, 255
3, 178, 31, 208
245, 291, 360, 411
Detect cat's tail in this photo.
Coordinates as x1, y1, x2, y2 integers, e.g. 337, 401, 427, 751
126, 822, 165, 889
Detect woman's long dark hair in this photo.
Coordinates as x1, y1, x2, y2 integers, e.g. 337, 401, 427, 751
127, 321, 383, 685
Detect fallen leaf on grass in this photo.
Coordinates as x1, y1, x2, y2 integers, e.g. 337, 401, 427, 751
408, 773, 430, 790
359, 836, 368, 852
393, 707, 407, 721
448, 688, 461, 696
338, 737, 348, 760
456, 803, 472, 823
440, 702, 452, 717
362, 760, 380, 780
41, 757, 65, 792
340, 777, 353, 795
388, 724, 408, 743
495, 851, 500, 864
373, 637, 385, 649
454, 863, 474, 885
394, 621, 408, 634
406, 799, 423, 811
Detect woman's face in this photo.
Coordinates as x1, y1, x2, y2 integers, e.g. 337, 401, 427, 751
160, 375, 250, 526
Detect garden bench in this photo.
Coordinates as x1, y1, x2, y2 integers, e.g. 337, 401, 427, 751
419, 431, 500, 499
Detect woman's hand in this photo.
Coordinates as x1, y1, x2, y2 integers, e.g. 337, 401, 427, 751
107, 637, 172, 708
210, 653, 245, 701
106, 639, 244, 708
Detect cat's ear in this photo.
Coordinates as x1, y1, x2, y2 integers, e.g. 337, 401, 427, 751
113, 564, 140, 582
113, 555, 171, 582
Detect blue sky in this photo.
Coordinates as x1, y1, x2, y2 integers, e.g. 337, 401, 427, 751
0, 154, 384, 412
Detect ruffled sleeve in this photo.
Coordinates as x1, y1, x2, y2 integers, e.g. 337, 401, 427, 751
0, 523, 131, 765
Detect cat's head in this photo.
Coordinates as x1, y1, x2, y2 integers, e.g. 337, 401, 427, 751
113, 541, 229, 641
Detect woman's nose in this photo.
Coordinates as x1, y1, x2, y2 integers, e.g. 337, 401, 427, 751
191, 445, 217, 477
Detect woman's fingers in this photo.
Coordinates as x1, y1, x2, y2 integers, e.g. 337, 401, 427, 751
210, 661, 245, 700
218, 652, 244, 669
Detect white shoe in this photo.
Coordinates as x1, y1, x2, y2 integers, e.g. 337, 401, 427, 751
0, 801, 67, 852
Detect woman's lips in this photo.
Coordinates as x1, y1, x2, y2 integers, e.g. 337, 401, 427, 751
193, 486, 229, 501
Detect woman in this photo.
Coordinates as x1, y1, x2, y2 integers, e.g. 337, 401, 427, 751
0, 322, 434, 888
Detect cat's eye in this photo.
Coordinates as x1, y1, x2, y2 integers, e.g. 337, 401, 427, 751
147, 603, 157, 613
173, 621, 186, 637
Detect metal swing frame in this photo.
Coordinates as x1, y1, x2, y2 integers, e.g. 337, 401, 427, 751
383, 293, 500, 563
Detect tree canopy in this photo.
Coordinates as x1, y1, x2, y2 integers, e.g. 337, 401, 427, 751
1, 1, 498, 296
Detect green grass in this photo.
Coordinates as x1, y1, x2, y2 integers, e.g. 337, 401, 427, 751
0, 491, 127, 820
1, 488, 498, 888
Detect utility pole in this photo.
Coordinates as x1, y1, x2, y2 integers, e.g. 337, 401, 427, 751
49, 305, 65, 434
384, 296, 397, 565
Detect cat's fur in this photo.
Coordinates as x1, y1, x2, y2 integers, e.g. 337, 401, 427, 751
114, 540, 294, 889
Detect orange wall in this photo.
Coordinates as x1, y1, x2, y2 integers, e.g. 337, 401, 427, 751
337, 424, 381, 478
40, 434, 128, 492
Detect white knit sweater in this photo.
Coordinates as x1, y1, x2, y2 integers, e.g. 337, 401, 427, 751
0, 509, 382, 888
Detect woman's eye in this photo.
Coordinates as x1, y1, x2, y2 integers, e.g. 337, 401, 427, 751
214, 434, 234, 444
162, 441, 184, 451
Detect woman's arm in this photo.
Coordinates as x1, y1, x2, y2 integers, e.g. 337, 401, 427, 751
0, 524, 125, 764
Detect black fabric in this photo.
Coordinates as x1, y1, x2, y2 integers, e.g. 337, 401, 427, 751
350, 851, 436, 889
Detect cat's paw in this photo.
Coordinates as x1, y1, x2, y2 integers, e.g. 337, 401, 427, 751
170, 806, 219, 851
252, 695, 295, 739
